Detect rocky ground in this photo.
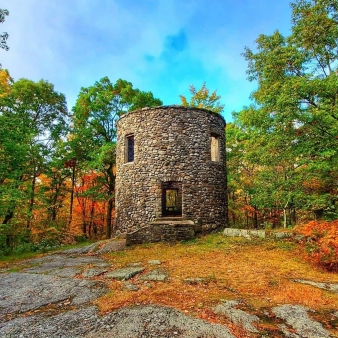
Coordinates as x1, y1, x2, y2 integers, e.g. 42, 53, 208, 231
0, 240, 337, 337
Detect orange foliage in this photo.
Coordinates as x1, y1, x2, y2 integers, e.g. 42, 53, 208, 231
271, 282, 330, 307
295, 220, 338, 271
72, 172, 107, 238
0, 68, 11, 97
95, 235, 338, 329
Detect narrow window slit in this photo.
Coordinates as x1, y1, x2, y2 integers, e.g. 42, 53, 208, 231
125, 134, 134, 163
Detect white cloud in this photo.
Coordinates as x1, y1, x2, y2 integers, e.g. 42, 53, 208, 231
0, 0, 292, 118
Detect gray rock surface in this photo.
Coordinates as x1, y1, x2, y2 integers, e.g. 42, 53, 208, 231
0, 306, 100, 337
48, 266, 81, 278
123, 282, 139, 291
22, 255, 106, 274
85, 305, 236, 338
0, 305, 236, 338
148, 259, 162, 265
223, 228, 294, 240
0, 272, 107, 318
293, 279, 338, 293
96, 240, 126, 254
59, 243, 99, 255
22, 255, 55, 265
272, 304, 331, 338
127, 262, 143, 267
139, 268, 169, 281
273, 231, 293, 239
184, 277, 206, 284
223, 228, 266, 239
82, 267, 109, 278
214, 300, 259, 333
105, 266, 145, 280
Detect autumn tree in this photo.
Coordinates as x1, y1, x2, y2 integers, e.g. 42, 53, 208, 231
0, 68, 11, 97
73, 171, 107, 238
72, 77, 162, 238
180, 82, 224, 114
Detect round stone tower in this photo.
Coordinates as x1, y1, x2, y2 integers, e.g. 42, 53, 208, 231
115, 105, 227, 240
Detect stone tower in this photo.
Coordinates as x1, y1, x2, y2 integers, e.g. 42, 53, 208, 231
115, 105, 227, 243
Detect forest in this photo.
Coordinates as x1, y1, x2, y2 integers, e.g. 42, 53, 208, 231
0, 0, 338, 264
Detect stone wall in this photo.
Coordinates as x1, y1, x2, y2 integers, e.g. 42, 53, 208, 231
126, 220, 196, 245
115, 105, 227, 236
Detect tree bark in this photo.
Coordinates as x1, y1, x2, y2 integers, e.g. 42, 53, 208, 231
68, 164, 76, 227
105, 163, 115, 239
27, 168, 37, 229
106, 198, 113, 239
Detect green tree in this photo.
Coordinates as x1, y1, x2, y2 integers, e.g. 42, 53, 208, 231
0, 78, 68, 233
235, 0, 338, 222
0, 9, 9, 51
41, 141, 73, 225
179, 82, 224, 114
72, 77, 162, 238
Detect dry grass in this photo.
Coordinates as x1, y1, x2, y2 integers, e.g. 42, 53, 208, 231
96, 234, 338, 327
2, 232, 337, 336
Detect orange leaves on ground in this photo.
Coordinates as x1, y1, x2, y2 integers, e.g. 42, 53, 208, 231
97, 275, 230, 320
271, 282, 333, 308
295, 220, 337, 237
295, 220, 338, 271
96, 234, 338, 325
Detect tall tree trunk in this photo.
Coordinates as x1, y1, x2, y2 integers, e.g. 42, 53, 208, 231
89, 201, 95, 237
68, 164, 76, 227
81, 202, 87, 237
27, 168, 37, 229
292, 207, 297, 225
283, 195, 291, 228
106, 198, 113, 239
224, 150, 229, 227
49, 191, 58, 222
82, 221, 87, 237
232, 211, 236, 227
105, 163, 115, 239
253, 205, 258, 228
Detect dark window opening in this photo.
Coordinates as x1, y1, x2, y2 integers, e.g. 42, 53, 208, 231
161, 181, 182, 217
125, 134, 134, 162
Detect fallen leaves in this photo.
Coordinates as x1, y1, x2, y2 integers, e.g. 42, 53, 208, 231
96, 233, 338, 325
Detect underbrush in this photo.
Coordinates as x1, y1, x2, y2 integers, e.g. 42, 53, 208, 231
295, 220, 338, 271
0, 226, 89, 258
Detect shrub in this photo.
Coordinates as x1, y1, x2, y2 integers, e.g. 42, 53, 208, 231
295, 220, 338, 271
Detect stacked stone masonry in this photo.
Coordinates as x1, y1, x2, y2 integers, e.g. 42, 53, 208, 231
115, 105, 227, 241
126, 221, 196, 246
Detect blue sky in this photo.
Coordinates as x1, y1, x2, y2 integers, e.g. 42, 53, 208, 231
1, 0, 292, 122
